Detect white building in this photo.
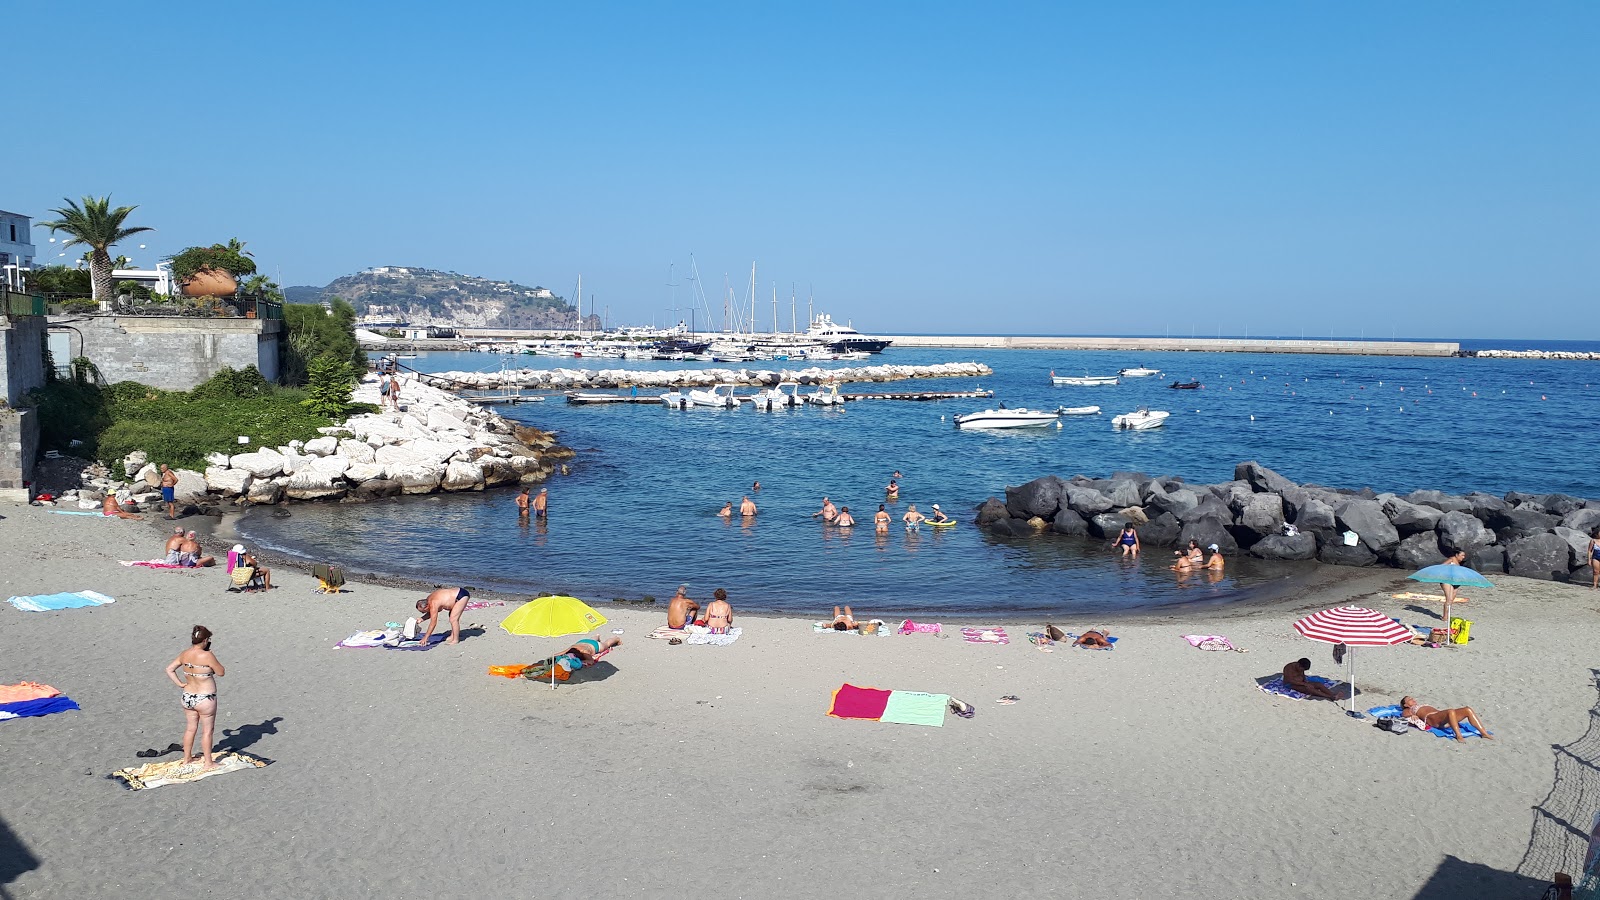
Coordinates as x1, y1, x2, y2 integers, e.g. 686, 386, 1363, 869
0, 209, 35, 290
111, 264, 175, 297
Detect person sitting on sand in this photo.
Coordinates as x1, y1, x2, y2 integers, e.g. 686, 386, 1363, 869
902, 504, 926, 531
836, 506, 856, 527
178, 532, 216, 568
1205, 543, 1225, 570
416, 587, 471, 646
667, 584, 699, 630
1116, 524, 1140, 557
740, 496, 758, 517
874, 504, 891, 534
102, 494, 142, 519
1283, 658, 1338, 701
812, 497, 838, 522
704, 588, 733, 634
827, 605, 858, 631
1401, 695, 1493, 742
718, 501, 733, 519
164, 526, 186, 564
929, 504, 950, 524
1073, 627, 1114, 649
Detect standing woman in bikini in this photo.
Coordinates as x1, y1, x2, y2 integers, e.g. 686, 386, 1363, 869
1588, 528, 1600, 590
165, 625, 225, 770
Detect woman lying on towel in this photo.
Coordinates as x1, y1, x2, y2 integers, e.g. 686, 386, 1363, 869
518, 636, 623, 681
1400, 696, 1494, 742
1073, 627, 1114, 649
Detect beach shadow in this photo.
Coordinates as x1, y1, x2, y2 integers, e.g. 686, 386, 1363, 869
1516, 670, 1600, 885
569, 661, 619, 684
1412, 854, 1550, 899
0, 814, 40, 895
1404, 604, 1443, 621
215, 716, 284, 755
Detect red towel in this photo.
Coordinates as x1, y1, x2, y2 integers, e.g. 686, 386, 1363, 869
827, 684, 892, 720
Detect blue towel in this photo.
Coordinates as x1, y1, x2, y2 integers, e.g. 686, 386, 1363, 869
1065, 633, 1119, 650
49, 510, 105, 517
1259, 675, 1341, 700
1366, 704, 1489, 738
0, 696, 80, 719
6, 590, 116, 612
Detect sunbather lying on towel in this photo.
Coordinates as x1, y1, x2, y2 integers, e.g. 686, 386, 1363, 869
529, 636, 623, 680
827, 606, 858, 631
1073, 628, 1114, 649
1283, 658, 1338, 701
1400, 696, 1494, 742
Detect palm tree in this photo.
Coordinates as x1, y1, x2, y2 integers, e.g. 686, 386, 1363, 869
34, 196, 154, 304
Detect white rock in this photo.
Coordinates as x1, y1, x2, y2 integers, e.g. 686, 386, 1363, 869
135, 463, 160, 486
173, 469, 208, 501
343, 462, 387, 483
79, 498, 100, 510
427, 407, 467, 432
303, 436, 338, 457
205, 451, 232, 468
442, 460, 485, 492
205, 467, 254, 498
393, 463, 444, 494
286, 465, 347, 500
305, 455, 352, 480
336, 439, 377, 464
123, 450, 148, 473
246, 478, 284, 504
229, 447, 286, 478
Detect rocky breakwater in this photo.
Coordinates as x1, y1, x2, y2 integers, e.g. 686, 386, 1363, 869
976, 461, 1600, 582
1465, 349, 1600, 360
59, 373, 573, 512
428, 361, 992, 390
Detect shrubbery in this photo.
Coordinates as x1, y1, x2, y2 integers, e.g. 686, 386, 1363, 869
282, 299, 365, 386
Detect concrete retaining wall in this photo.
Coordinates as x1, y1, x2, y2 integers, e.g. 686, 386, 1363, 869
0, 408, 37, 502
52, 315, 283, 390
0, 316, 47, 405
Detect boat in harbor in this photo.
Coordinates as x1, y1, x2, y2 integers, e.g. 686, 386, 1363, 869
687, 384, 743, 408
1168, 380, 1202, 390
806, 383, 846, 406
1050, 370, 1119, 386
1111, 408, 1170, 430
806, 313, 892, 353
1118, 366, 1162, 378
749, 381, 804, 410
1057, 405, 1102, 415
659, 390, 691, 409
954, 407, 1062, 429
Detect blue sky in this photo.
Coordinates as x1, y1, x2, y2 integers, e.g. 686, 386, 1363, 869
12, 2, 1596, 339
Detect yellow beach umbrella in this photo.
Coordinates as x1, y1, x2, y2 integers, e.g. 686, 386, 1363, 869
500, 596, 608, 689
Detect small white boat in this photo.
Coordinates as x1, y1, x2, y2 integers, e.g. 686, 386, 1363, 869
749, 381, 804, 410
660, 390, 691, 409
1118, 366, 1162, 378
1057, 405, 1102, 416
1051, 372, 1119, 386
954, 407, 1062, 430
1111, 408, 1170, 430
806, 383, 846, 406
687, 384, 742, 408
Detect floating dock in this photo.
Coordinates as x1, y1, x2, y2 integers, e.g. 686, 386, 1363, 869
842, 389, 994, 401
462, 393, 548, 405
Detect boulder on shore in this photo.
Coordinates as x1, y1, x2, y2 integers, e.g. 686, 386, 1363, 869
1249, 532, 1317, 561
1389, 532, 1444, 569
1005, 476, 1064, 520
976, 498, 1010, 526
1334, 498, 1399, 554
1178, 516, 1237, 554
1050, 508, 1089, 537
1236, 461, 1296, 495
1438, 510, 1496, 555
1065, 484, 1114, 518
1505, 532, 1571, 581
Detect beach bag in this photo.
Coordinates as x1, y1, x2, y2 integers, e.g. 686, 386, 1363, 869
229, 566, 255, 587
1450, 617, 1472, 644
1375, 717, 1409, 734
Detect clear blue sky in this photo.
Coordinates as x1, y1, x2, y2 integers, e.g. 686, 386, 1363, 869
13, 2, 1597, 339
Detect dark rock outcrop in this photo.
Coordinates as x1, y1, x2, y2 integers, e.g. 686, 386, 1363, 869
1004, 476, 1064, 520
1334, 498, 1400, 554
1505, 533, 1571, 581
1088, 512, 1131, 540
1179, 516, 1238, 554
1489, 507, 1561, 542
1437, 510, 1496, 555
1139, 512, 1181, 547
1389, 532, 1444, 569
1249, 532, 1317, 561
1238, 494, 1285, 540
1384, 497, 1443, 536
1050, 508, 1089, 537
976, 498, 1011, 526
1065, 485, 1114, 518
1318, 541, 1377, 567
1236, 461, 1296, 495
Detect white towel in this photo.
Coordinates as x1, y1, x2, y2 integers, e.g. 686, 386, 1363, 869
686, 625, 742, 646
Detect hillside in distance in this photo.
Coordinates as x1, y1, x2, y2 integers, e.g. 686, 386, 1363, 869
283, 266, 599, 329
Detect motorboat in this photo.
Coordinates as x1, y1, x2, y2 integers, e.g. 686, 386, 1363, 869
1057, 405, 1102, 416
1111, 408, 1170, 430
687, 384, 742, 408
659, 390, 691, 409
749, 381, 804, 410
806, 313, 892, 353
1050, 370, 1119, 386
806, 383, 846, 406
1118, 366, 1162, 377
1168, 380, 1202, 390
954, 407, 1062, 430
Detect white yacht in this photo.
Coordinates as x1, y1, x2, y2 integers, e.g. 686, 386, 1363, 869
805, 314, 892, 353
1057, 405, 1102, 415
687, 384, 742, 408
1111, 408, 1170, 430
954, 407, 1062, 430
1051, 371, 1119, 386
1118, 365, 1162, 378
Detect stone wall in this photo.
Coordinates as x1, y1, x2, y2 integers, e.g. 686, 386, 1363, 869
0, 408, 37, 502
0, 315, 47, 405
52, 315, 283, 390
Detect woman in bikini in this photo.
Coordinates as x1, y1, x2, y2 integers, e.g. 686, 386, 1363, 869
1400, 696, 1493, 742
1587, 528, 1600, 590
704, 588, 734, 634
164, 625, 225, 770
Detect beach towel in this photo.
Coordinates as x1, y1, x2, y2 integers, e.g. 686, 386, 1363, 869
0, 682, 61, 703
385, 633, 451, 650
49, 510, 104, 517
111, 751, 269, 790
333, 629, 400, 649
827, 684, 948, 727
1258, 675, 1343, 701
119, 559, 190, 569
1183, 634, 1238, 652
464, 600, 505, 610
898, 620, 942, 635
647, 625, 688, 640
960, 626, 1009, 644
1391, 591, 1469, 604
1065, 632, 1119, 650
686, 625, 742, 646
6, 590, 116, 612
1366, 705, 1492, 738
0, 696, 79, 720
813, 619, 889, 636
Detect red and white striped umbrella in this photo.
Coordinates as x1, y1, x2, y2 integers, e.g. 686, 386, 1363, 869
1292, 606, 1413, 647
1291, 606, 1412, 715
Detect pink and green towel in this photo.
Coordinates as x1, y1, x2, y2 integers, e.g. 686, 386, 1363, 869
827, 683, 949, 727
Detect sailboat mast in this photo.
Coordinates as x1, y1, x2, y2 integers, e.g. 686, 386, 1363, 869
771, 283, 778, 335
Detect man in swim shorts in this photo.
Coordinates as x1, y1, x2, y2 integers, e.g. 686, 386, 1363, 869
718, 501, 733, 518
812, 497, 838, 522
178, 531, 216, 568
886, 479, 899, 501
532, 488, 548, 519
416, 587, 471, 646
159, 464, 179, 519
740, 496, 758, 517
164, 526, 186, 564
1283, 658, 1338, 701
667, 585, 699, 630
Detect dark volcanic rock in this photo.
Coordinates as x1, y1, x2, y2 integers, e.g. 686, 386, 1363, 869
976, 498, 1010, 526
1179, 495, 1233, 524
1088, 512, 1132, 540
1280, 485, 1311, 522
1506, 533, 1571, 581
1104, 479, 1143, 510
1249, 532, 1318, 561
1179, 516, 1238, 554
1559, 507, 1600, 536
1318, 541, 1378, 567
1467, 545, 1507, 574
1236, 461, 1297, 495
1149, 486, 1200, 518
1553, 526, 1593, 570
1389, 532, 1445, 569
1466, 492, 1510, 520
1489, 507, 1561, 542
1384, 497, 1443, 536
1004, 476, 1064, 520
1214, 481, 1256, 516
1238, 493, 1286, 539
1140, 512, 1182, 547
1296, 498, 1340, 546
1334, 498, 1400, 553
985, 516, 1022, 537
1405, 489, 1472, 514
1540, 494, 1585, 517
1065, 484, 1114, 518
1050, 508, 1089, 537
1437, 510, 1496, 555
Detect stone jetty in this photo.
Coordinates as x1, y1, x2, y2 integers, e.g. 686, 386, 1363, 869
423, 361, 991, 390
59, 372, 571, 511
1463, 349, 1600, 361
978, 461, 1600, 582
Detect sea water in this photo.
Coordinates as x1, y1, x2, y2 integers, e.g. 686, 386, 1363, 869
238, 341, 1599, 615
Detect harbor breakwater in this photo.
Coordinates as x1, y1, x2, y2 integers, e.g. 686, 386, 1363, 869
422, 361, 991, 389
1464, 349, 1600, 360
979, 462, 1600, 582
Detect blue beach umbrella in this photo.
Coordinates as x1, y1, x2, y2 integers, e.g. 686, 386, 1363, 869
1407, 564, 1495, 590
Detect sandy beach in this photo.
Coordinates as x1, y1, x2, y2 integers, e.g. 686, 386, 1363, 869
1, 504, 1594, 899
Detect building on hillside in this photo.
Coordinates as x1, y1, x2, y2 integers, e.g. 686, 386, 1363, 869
111, 264, 175, 297
0, 209, 35, 290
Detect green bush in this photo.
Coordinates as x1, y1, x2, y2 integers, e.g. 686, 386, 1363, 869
301, 355, 353, 417
282, 299, 365, 386
167, 245, 258, 282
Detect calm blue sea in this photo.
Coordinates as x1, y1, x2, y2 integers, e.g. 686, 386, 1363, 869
238, 341, 1600, 616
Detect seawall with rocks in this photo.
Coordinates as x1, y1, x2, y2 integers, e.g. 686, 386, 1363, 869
1463, 349, 1600, 361
424, 361, 991, 390
977, 462, 1600, 582
54, 372, 572, 513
